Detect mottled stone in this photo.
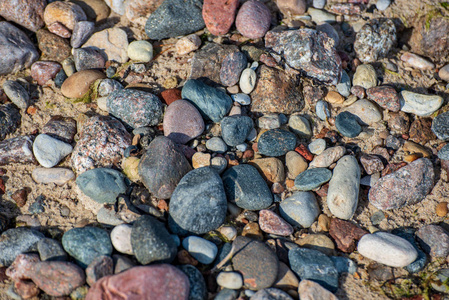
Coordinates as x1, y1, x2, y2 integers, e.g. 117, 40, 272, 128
409, 118, 436, 144
360, 154, 384, 175
258, 129, 297, 157
145, 0, 205, 40
329, 218, 368, 253
0, 104, 21, 142
164, 100, 204, 144
366, 85, 400, 112
221, 116, 254, 146
249, 157, 285, 184
232, 236, 279, 290
30, 61, 61, 87
61, 70, 106, 99
71, 21, 95, 48
251, 288, 293, 300
86, 265, 189, 300
2, 80, 30, 110
131, 216, 177, 265
44, 1, 86, 31
73, 48, 106, 71
432, 111, 449, 140
343, 99, 382, 125
82, 28, 129, 63
203, 0, 239, 36
85, 256, 113, 286
0, 228, 44, 267
42, 116, 77, 144
76, 168, 127, 204
251, 65, 304, 114
416, 225, 449, 258
178, 264, 208, 300
369, 158, 434, 210
220, 51, 247, 87
0, 22, 39, 75
37, 238, 67, 262
354, 18, 396, 63
0, 0, 45, 32
47, 21, 71, 38
31, 261, 85, 296
259, 210, 293, 236
175, 34, 201, 55
125, 0, 164, 26
401, 52, 435, 70
294, 168, 332, 191
32, 168, 74, 186
309, 146, 345, 168
169, 167, 227, 235
6, 254, 40, 281
265, 28, 342, 85
279, 191, 320, 228
37, 29, 71, 63
235, 1, 271, 39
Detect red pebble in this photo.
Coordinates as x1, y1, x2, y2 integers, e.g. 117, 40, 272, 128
295, 144, 313, 161
160, 88, 182, 105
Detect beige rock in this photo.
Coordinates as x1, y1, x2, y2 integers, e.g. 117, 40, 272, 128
83, 28, 129, 63
274, 262, 299, 290
309, 146, 345, 168
61, 70, 106, 99
325, 91, 344, 104
318, 214, 330, 232
122, 157, 140, 182
353, 64, 377, 89
104, 0, 125, 14
288, 114, 312, 138
176, 34, 202, 56
125, 0, 164, 26
285, 151, 308, 179
401, 52, 435, 70
241, 222, 263, 241
298, 280, 339, 300
32, 168, 75, 186
192, 152, 211, 169
276, 0, 307, 17
295, 234, 335, 256
402, 141, 431, 158
343, 99, 382, 125
71, 0, 111, 22
249, 157, 285, 184
44, 1, 87, 31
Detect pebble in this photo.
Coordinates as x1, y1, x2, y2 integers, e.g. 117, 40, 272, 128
62, 57, 76, 77
391, 229, 427, 273
249, 157, 285, 184
192, 152, 211, 168
276, 0, 306, 16
251, 65, 304, 114
430, 269, 449, 293
83, 28, 129, 63
43, 1, 86, 32
239, 68, 257, 94
37, 238, 67, 262
416, 225, 449, 257
288, 115, 312, 138
61, 70, 106, 99
217, 271, 243, 290
145, 0, 205, 40
366, 85, 400, 112
279, 191, 320, 228
127, 40, 153, 62
438, 144, 449, 160
354, 19, 396, 63
265, 28, 341, 84
235, 1, 271, 39
289, 247, 338, 292
295, 168, 332, 191
313, 0, 326, 9
96, 207, 123, 226
176, 34, 201, 55
6, 253, 40, 281
335, 111, 362, 138
335, 70, 351, 97
401, 52, 435, 70
327, 155, 360, 220
439, 64, 449, 82
0, 0, 45, 32
202, 0, 238, 35
182, 236, 218, 264
47, 21, 71, 38
71, 115, 131, 174
307, 8, 336, 23
104, 0, 125, 14
33, 134, 73, 168
251, 288, 293, 299
206, 137, 228, 153
85, 256, 113, 286
62, 227, 112, 268
73, 48, 106, 71
220, 52, 247, 87
108, 90, 161, 129
71, 21, 95, 48
76, 168, 127, 204
0, 228, 44, 267
98, 79, 123, 98
54, 69, 68, 88
432, 111, 449, 140
400, 91, 443, 117
331, 256, 357, 274
315, 100, 330, 121
258, 114, 281, 129
31, 261, 86, 296
221, 116, 254, 146
352, 64, 377, 89
232, 93, 251, 105
169, 167, 227, 235
182, 79, 232, 122
42, 116, 76, 145
177, 264, 207, 300
259, 209, 293, 236
86, 264, 189, 299
32, 168, 75, 186
0, 22, 39, 75
298, 279, 338, 299
258, 129, 297, 157
31, 61, 63, 87
232, 236, 279, 290
2, 81, 30, 111
369, 158, 434, 210
309, 146, 345, 168
360, 154, 384, 175
223, 164, 273, 210
285, 151, 308, 179
357, 232, 418, 267
163, 100, 204, 144
131, 215, 177, 264
343, 99, 382, 125
36, 29, 71, 64
296, 234, 335, 256
308, 139, 326, 155
376, 0, 391, 11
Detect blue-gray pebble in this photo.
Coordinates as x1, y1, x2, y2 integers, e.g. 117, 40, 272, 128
289, 247, 339, 292
330, 256, 357, 274
131, 215, 177, 265
336, 111, 362, 138
438, 144, 449, 160
76, 168, 128, 204
279, 191, 320, 228
391, 228, 427, 273
145, 0, 205, 40
37, 238, 68, 262
182, 79, 232, 123
215, 288, 239, 300
0, 228, 44, 266
169, 167, 227, 235
257, 129, 297, 157
294, 168, 332, 191
222, 164, 273, 210
62, 227, 112, 268
221, 115, 254, 146
178, 265, 208, 300
432, 111, 449, 141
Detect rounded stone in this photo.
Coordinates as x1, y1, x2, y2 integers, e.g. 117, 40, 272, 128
76, 168, 127, 204
0, 228, 45, 267
131, 215, 177, 265
176, 34, 202, 55
298, 280, 338, 300
335, 111, 362, 138
222, 164, 273, 210
127, 40, 153, 62
354, 19, 396, 63
288, 115, 312, 138
33, 134, 73, 168
82, 28, 129, 63
416, 224, 449, 258
177, 264, 208, 300
206, 137, 228, 153
43, 1, 87, 31
182, 236, 218, 264
296, 234, 335, 256
294, 168, 332, 191
61, 70, 106, 99
432, 111, 449, 140
401, 91, 443, 117
352, 64, 377, 89
73, 48, 105, 71
285, 151, 308, 179
70, 20, 95, 48
357, 232, 418, 267
258, 129, 297, 157
438, 144, 449, 160
279, 191, 320, 228
309, 146, 345, 168
308, 139, 326, 155
235, 0, 271, 39
163, 100, 205, 144
343, 99, 382, 125
258, 209, 293, 236
32, 168, 75, 186
2, 80, 30, 110
110, 224, 133, 255
239, 68, 257, 94
62, 227, 113, 268
37, 238, 68, 262
221, 115, 254, 146
217, 271, 243, 290
220, 51, 247, 87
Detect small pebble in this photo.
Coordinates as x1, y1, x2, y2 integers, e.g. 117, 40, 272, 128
352, 64, 377, 89
182, 236, 218, 264
400, 91, 443, 117
239, 68, 257, 94
313, 0, 326, 9
308, 139, 326, 155
231, 93, 251, 105
279, 191, 320, 228
307, 8, 336, 23
439, 64, 449, 82
33, 134, 73, 168
110, 224, 133, 255
206, 137, 228, 153
315, 100, 330, 121
335, 111, 361, 138
401, 52, 435, 70
71, 21, 95, 48
217, 272, 243, 290
127, 40, 153, 62
436, 202, 449, 217
235, 1, 271, 39
176, 34, 201, 55
2, 80, 30, 110
294, 168, 332, 191
259, 209, 293, 236
376, 0, 391, 11
288, 115, 312, 138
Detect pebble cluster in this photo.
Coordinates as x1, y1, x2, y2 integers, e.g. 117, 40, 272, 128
1, 0, 449, 299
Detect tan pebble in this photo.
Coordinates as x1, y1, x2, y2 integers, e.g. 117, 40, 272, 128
401, 52, 435, 70
192, 152, 211, 169
367, 225, 379, 233
163, 77, 178, 89
229, 106, 241, 116
402, 141, 431, 158
242, 222, 264, 241
44, 1, 87, 30
61, 70, 105, 99
403, 153, 423, 163
285, 179, 295, 189
122, 157, 140, 182
343, 95, 358, 106
325, 91, 345, 104
436, 202, 449, 217
318, 214, 330, 232
176, 34, 201, 55
227, 85, 240, 94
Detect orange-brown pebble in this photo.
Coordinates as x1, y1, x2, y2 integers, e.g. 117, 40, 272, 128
27, 106, 37, 115
403, 153, 422, 163
177, 250, 198, 266
11, 188, 28, 207
318, 214, 330, 232
436, 202, 449, 217
285, 179, 295, 189
295, 145, 313, 161
157, 199, 168, 211
325, 91, 345, 104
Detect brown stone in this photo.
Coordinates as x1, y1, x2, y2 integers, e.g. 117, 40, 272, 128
325, 91, 344, 104
409, 118, 436, 144
14, 280, 40, 299
202, 0, 239, 36
86, 265, 190, 300
0, 0, 46, 32
11, 188, 28, 208
86, 256, 113, 287
177, 250, 198, 266
366, 86, 400, 112
276, 0, 306, 16
125, 0, 164, 26
36, 29, 72, 63
251, 65, 304, 114
31, 61, 62, 86
71, 0, 111, 22
295, 234, 335, 256
303, 85, 325, 106
249, 158, 285, 185
242, 222, 264, 241
436, 202, 448, 217
42, 116, 77, 144
318, 214, 330, 231
43, 1, 87, 31
259, 210, 293, 236
387, 111, 410, 134
360, 154, 384, 175
329, 218, 368, 253
61, 70, 106, 99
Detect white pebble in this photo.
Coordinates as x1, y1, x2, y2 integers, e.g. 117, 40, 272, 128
182, 236, 218, 264
307, 8, 336, 23
176, 34, 201, 55
401, 52, 435, 70
239, 68, 257, 94
400, 91, 443, 117
110, 224, 134, 255
96, 96, 108, 111
376, 0, 391, 11
33, 134, 73, 168
258, 113, 281, 129
308, 139, 326, 155
231, 93, 251, 105
313, 0, 326, 9
250, 61, 259, 71
236, 143, 247, 152
127, 40, 153, 62
219, 226, 237, 241
358, 232, 418, 267
315, 100, 330, 121
217, 272, 243, 289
